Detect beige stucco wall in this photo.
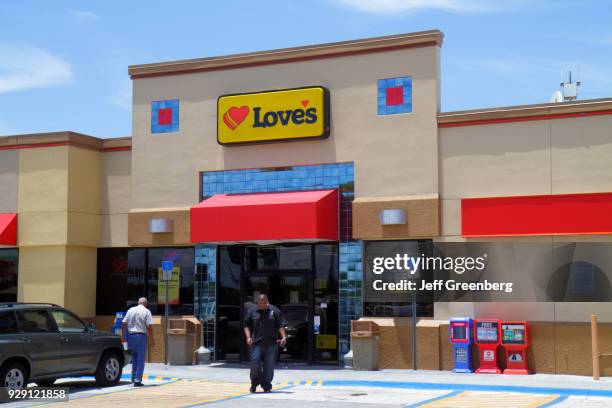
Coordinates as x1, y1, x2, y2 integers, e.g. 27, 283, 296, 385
18, 246, 67, 306
434, 301, 612, 323
17, 146, 69, 246
100, 150, 131, 247
439, 115, 612, 241
67, 146, 101, 248
64, 246, 98, 317
17, 146, 103, 247
131, 45, 441, 209
551, 116, 612, 194
15, 145, 103, 317
68, 146, 101, 214
0, 149, 19, 213
436, 115, 612, 323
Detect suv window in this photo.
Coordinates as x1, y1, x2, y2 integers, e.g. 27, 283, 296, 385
50, 310, 86, 333
16, 310, 53, 332
0, 311, 18, 334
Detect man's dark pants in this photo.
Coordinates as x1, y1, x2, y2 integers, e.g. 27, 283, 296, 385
250, 343, 277, 390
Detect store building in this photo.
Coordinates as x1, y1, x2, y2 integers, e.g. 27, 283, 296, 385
2, 30, 612, 374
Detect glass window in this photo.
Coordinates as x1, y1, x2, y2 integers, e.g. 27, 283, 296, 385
244, 245, 312, 271
97, 247, 193, 316
147, 248, 195, 315
363, 240, 433, 318
217, 243, 340, 363
50, 310, 86, 333
216, 246, 242, 361
96, 248, 129, 315
127, 249, 146, 308
0, 249, 18, 302
314, 244, 339, 361
17, 310, 52, 332
0, 311, 17, 334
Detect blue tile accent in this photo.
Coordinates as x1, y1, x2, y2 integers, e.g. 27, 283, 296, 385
151, 99, 180, 133
377, 76, 412, 116
196, 162, 361, 363
194, 244, 217, 356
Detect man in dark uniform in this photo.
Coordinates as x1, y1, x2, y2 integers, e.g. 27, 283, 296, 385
244, 294, 287, 393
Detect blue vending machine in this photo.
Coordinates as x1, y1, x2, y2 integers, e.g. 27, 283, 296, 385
111, 312, 126, 336
450, 318, 473, 373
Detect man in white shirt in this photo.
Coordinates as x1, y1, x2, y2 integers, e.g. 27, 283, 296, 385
121, 297, 155, 386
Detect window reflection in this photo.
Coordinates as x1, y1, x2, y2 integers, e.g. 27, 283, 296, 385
0, 249, 18, 302
97, 247, 194, 316
217, 243, 339, 363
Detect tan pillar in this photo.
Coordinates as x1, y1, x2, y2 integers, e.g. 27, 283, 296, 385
592, 314, 600, 380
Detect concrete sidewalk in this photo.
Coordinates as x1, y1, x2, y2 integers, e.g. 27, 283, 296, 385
127, 363, 612, 395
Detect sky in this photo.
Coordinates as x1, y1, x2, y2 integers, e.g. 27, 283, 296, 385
1, 0, 612, 138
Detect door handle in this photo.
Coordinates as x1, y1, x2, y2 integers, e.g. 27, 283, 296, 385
60, 336, 69, 342
21, 337, 31, 343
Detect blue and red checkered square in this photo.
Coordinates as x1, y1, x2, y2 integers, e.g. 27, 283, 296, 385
151, 99, 179, 133
377, 76, 412, 115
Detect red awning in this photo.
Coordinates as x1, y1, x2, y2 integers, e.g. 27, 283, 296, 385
191, 189, 338, 243
0, 213, 17, 245
462, 192, 612, 237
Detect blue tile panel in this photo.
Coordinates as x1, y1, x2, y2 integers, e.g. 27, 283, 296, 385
201, 163, 355, 242
339, 240, 363, 356
151, 99, 180, 133
195, 162, 362, 362
194, 245, 216, 356
377, 76, 412, 115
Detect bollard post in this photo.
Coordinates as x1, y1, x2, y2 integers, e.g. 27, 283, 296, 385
592, 314, 600, 381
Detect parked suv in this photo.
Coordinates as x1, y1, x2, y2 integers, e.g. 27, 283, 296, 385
0, 303, 128, 390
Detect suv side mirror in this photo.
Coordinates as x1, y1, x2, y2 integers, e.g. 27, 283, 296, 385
88, 322, 96, 332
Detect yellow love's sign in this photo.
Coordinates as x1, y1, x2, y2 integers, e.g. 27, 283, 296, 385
217, 86, 330, 145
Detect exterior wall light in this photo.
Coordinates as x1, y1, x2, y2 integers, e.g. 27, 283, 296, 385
149, 218, 173, 233
379, 209, 406, 225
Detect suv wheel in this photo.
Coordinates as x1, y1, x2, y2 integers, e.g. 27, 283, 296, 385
95, 352, 122, 387
1, 361, 28, 390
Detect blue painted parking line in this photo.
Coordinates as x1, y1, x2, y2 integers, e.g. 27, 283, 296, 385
321, 380, 612, 398
61, 373, 179, 382
538, 395, 569, 407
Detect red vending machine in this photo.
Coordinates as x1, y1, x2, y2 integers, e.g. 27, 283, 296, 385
501, 321, 530, 374
474, 319, 501, 374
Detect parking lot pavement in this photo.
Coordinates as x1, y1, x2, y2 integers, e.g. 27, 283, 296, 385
6, 379, 612, 407
2, 375, 177, 407
219, 383, 612, 408
6, 366, 612, 407
3, 377, 293, 407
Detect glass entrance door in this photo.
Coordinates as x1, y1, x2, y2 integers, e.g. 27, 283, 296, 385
243, 273, 312, 362
216, 243, 339, 364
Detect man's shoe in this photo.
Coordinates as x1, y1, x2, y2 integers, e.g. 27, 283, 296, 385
263, 387, 272, 393
249, 385, 257, 393
133, 382, 144, 387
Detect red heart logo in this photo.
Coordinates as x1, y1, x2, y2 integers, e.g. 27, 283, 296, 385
301, 100, 309, 107
223, 106, 249, 130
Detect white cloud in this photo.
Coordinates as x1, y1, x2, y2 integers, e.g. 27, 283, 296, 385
332, 0, 520, 14
0, 45, 73, 94
69, 10, 99, 21
108, 79, 132, 111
